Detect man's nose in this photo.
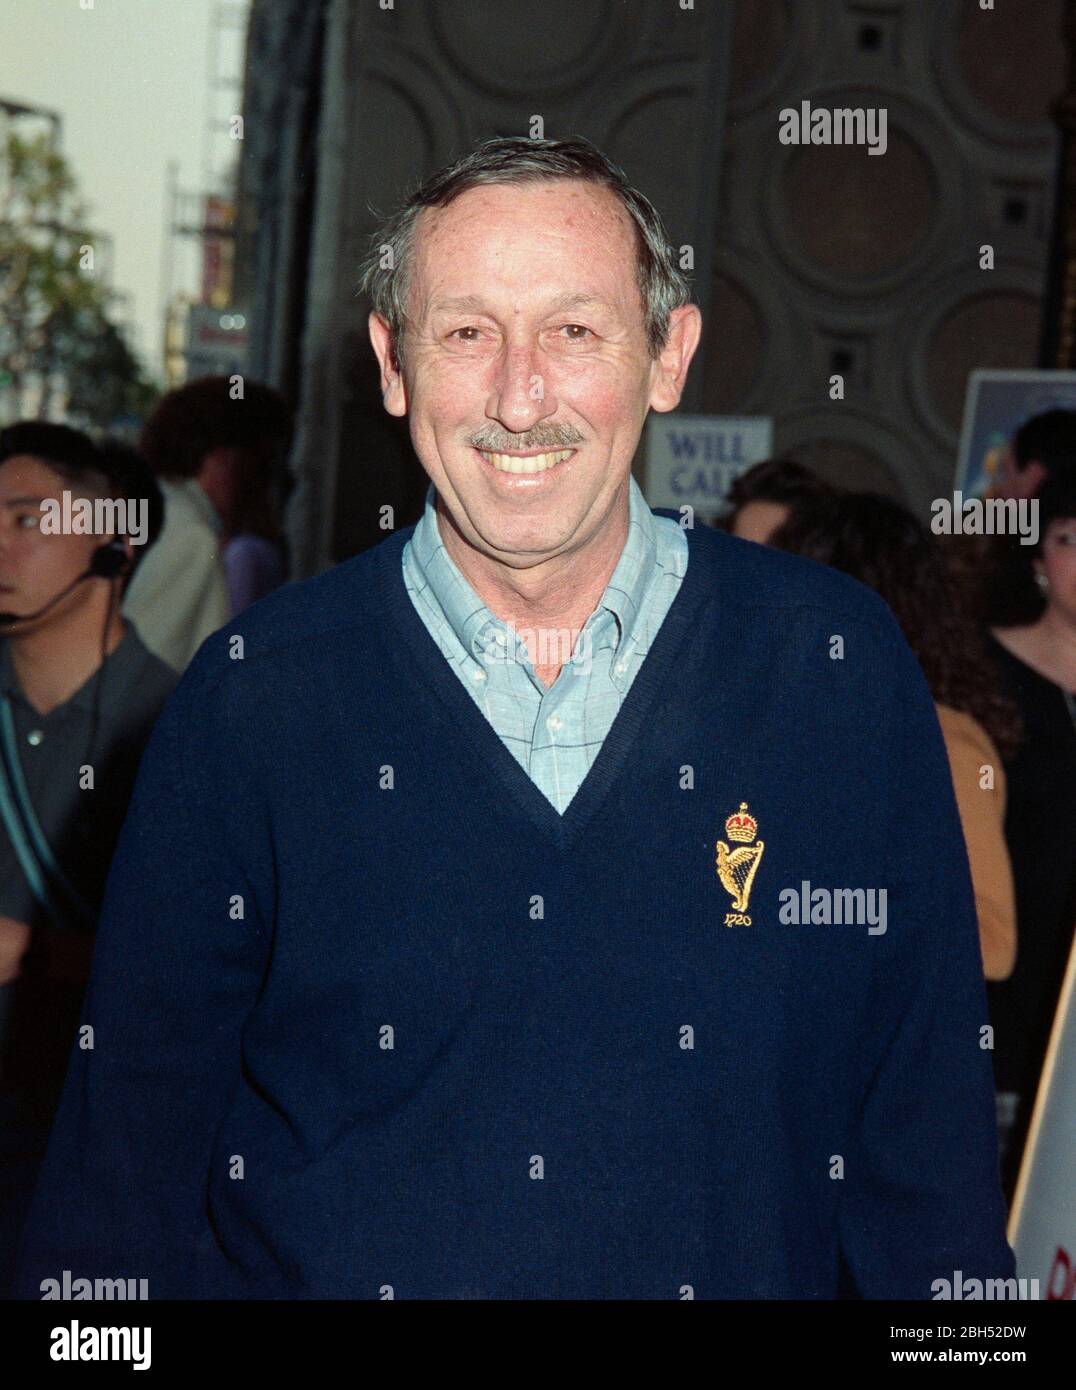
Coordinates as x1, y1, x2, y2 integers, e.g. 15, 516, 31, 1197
486, 342, 558, 434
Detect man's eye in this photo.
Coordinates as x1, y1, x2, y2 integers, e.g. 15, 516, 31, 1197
558, 324, 594, 341
448, 326, 484, 342
16, 513, 39, 530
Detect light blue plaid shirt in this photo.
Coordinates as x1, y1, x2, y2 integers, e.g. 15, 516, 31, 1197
402, 475, 688, 814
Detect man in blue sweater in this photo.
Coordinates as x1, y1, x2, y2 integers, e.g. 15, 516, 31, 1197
17, 136, 1015, 1299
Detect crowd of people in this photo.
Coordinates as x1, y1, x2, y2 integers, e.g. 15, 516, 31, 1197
0, 377, 291, 1294
0, 379, 1071, 1289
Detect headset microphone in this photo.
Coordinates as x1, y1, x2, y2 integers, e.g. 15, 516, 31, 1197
0, 540, 129, 627
88, 540, 130, 579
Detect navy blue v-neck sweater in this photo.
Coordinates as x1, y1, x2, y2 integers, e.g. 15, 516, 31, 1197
16, 514, 1015, 1299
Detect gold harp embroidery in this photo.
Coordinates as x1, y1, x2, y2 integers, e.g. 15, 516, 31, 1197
716, 802, 765, 913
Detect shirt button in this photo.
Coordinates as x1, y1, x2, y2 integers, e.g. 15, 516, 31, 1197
615, 661, 626, 675
27, 729, 44, 746
546, 714, 563, 733
472, 667, 486, 682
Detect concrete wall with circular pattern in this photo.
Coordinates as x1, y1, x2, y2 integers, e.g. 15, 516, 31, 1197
706, 0, 1063, 510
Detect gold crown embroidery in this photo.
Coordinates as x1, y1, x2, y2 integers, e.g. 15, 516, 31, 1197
716, 802, 765, 924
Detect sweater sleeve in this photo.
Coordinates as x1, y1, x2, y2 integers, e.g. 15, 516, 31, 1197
837, 618, 1016, 1298
14, 643, 270, 1300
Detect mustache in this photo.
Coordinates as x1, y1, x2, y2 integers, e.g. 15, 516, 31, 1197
469, 427, 585, 451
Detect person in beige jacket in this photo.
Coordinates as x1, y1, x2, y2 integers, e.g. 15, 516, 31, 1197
934, 705, 1015, 980
122, 475, 229, 673
123, 376, 292, 672
769, 490, 1019, 981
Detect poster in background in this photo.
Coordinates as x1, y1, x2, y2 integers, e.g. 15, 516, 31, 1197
954, 370, 1076, 498
645, 414, 773, 515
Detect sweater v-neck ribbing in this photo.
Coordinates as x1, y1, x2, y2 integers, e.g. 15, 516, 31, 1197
377, 510, 714, 852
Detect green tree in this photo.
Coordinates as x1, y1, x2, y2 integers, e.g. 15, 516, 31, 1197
53, 301, 158, 424
0, 128, 155, 427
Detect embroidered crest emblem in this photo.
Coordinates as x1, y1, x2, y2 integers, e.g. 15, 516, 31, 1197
716, 802, 765, 926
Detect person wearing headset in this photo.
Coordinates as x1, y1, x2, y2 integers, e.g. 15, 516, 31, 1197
0, 422, 178, 1297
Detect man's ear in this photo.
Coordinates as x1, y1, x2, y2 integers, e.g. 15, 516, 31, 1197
368, 312, 408, 417
648, 304, 703, 414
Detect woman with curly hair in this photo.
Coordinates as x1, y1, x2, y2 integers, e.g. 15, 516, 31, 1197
770, 491, 1021, 985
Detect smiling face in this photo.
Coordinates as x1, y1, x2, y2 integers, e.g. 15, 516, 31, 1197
369, 178, 700, 571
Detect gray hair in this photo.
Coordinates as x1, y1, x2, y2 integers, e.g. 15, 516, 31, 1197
358, 135, 691, 374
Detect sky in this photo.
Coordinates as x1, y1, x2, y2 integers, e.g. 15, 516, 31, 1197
0, 0, 243, 381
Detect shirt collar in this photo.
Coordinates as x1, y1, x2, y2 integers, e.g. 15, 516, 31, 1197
407, 473, 660, 666
600, 474, 659, 657
0, 623, 149, 716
